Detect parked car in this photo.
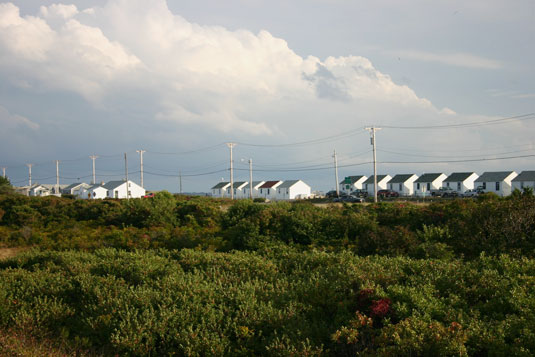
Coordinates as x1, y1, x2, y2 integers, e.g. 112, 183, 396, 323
430, 187, 458, 198
143, 193, 155, 198
341, 196, 364, 203
462, 187, 484, 198
377, 189, 399, 198
351, 189, 368, 198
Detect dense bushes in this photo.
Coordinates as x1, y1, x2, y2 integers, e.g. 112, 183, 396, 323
1, 249, 534, 355
1, 193, 535, 258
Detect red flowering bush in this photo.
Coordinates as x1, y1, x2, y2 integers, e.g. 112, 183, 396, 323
370, 298, 391, 318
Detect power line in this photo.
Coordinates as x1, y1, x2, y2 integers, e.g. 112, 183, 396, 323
381, 113, 535, 130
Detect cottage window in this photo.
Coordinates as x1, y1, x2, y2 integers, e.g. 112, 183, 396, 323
399, 183, 402, 191
416, 183, 420, 190
482, 182, 486, 189
426, 183, 431, 191
495, 182, 500, 191
446, 182, 450, 188
457, 182, 461, 190
521, 182, 524, 188
267, 188, 270, 195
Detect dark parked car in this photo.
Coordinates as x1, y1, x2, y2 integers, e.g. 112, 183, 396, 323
351, 189, 368, 198
377, 189, 399, 198
341, 195, 364, 203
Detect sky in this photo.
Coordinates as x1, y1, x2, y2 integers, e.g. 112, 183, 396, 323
1, 0, 534, 193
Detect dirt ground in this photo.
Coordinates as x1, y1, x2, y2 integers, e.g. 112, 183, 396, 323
0, 247, 24, 261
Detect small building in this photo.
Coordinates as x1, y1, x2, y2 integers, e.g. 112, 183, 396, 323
258, 180, 282, 200
363, 175, 392, 196
103, 180, 146, 199
388, 174, 418, 196
339, 175, 367, 194
276, 180, 311, 200
443, 172, 479, 194
78, 184, 108, 200
29, 184, 65, 197
211, 182, 230, 198
474, 171, 518, 197
242, 181, 265, 199
29, 184, 52, 197
62, 182, 91, 195
512, 171, 535, 192
414, 173, 447, 197
227, 182, 248, 198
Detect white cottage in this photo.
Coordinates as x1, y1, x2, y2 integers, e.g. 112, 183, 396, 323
388, 174, 418, 196
62, 182, 91, 195
474, 171, 518, 197
339, 175, 367, 194
512, 171, 535, 192
258, 181, 282, 200
211, 182, 230, 198
443, 172, 479, 194
242, 181, 265, 199
29, 184, 52, 197
103, 180, 146, 199
276, 180, 311, 200
78, 184, 107, 200
414, 173, 447, 197
227, 182, 248, 198
363, 175, 392, 196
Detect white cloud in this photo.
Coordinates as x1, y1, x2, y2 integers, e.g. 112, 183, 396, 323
0, 0, 448, 136
393, 50, 502, 69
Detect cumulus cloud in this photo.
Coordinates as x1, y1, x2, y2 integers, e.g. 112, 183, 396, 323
0, 0, 447, 137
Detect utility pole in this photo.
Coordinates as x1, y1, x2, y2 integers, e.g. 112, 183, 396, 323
55, 160, 60, 194
26, 163, 33, 186
124, 153, 129, 199
365, 127, 381, 203
179, 170, 183, 194
248, 158, 253, 200
136, 149, 146, 188
226, 142, 236, 199
89, 155, 98, 184
333, 149, 340, 197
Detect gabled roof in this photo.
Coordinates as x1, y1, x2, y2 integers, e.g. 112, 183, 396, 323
211, 182, 230, 189
278, 180, 302, 189
63, 182, 87, 190
476, 171, 517, 182
389, 174, 417, 184
512, 171, 535, 182
259, 180, 282, 189
251, 181, 265, 188
102, 180, 127, 190
444, 172, 477, 182
230, 181, 248, 189
340, 175, 366, 185
363, 175, 390, 184
414, 173, 445, 183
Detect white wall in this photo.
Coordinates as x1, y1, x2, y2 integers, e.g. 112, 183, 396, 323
107, 181, 146, 199
276, 181, 311, 200
512, 180, 535, 191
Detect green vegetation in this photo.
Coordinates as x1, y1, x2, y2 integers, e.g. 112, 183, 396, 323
0, 190, 534, 355
1, 192, 534, 258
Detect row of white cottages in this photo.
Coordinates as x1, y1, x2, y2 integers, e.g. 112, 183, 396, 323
17, 180, 146, 199
340, 171, 535, 197
211, 180, 312, 200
